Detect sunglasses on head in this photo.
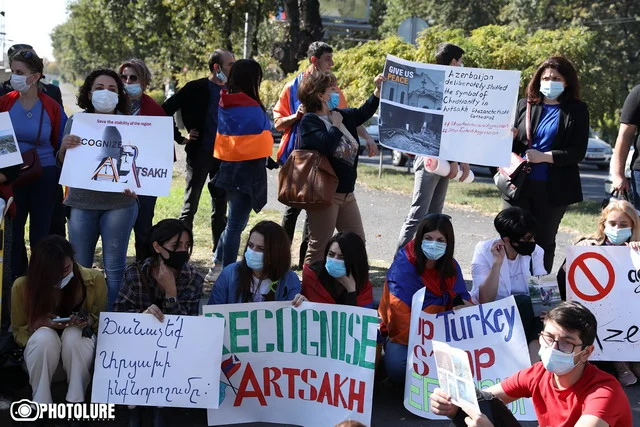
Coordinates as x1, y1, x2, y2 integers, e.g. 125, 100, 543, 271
11, 50, 34, 61
120, 74, 138, 83
8, 44, 33, 57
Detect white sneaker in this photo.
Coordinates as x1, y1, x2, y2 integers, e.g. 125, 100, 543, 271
205, 264, 222, 283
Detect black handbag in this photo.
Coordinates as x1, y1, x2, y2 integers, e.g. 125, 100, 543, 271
601, 189, 631, 210
494, 102, 532, 200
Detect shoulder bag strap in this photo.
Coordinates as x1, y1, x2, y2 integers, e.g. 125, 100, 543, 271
525, 102, 532, 149
31, 102, 45, 147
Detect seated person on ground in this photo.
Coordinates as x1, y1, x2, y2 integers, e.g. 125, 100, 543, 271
11, 235, 107, 403
431, 301, 633, 427
114, 218, 204, 319
471, 207, 546, 352
302, 232, 373, 308
557, 199, 640, 387
208, 220, 305, 306
378, 213, 471, 383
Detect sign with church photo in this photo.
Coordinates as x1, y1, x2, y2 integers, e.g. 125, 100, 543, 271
59, 113, 174, 196
380, 55, 521, 167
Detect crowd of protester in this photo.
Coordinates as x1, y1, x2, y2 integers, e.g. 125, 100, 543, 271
0, 40, 636, 426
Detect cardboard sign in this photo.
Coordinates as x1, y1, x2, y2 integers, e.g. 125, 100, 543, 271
202, 302, 378, 426
60, 113, 174, 196
91, 313, 224, 408
0, 112, 23, 168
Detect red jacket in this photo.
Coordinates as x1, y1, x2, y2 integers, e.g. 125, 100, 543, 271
140, 93, 166, 116
301, 264, 374, 308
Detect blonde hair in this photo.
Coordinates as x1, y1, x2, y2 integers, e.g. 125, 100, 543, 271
586, 200, 640, 244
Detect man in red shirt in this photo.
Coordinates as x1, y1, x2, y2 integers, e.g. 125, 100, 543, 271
431, 301, 632, 427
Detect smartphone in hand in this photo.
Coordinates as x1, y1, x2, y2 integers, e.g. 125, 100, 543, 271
52, 317, 72, 323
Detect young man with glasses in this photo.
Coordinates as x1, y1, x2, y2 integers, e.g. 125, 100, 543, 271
431, 301, 632, 427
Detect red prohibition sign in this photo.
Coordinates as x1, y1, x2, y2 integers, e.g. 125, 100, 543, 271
567, 252, 615, 302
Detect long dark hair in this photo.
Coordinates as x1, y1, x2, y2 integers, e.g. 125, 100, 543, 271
317, 232, 369, 296
77, 68, 129, 114
526, 56, 581, 104
228, 59, 265, 111
143, 219, 193, 266
413, 214, 456, 278
237, 221, 291, 302
25, 236, 85, 328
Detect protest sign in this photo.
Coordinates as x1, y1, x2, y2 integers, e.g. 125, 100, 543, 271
59, 113, 174, 196
380, 54, 521, 166
202, 302, 378, 426
566, 245, 640, 361
0, 112, 23, 168
91, 312, 224, 408
404, 291, 535, 421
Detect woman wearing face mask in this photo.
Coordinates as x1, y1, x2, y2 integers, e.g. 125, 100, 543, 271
10, 235, 107, 404
118, 59, 167, 262
208, 220, 305, 306
0, 49, 67, 280
506, 56, 589, 275
297, 71, 385, 266
556, 199, 640, 386
57, 69, 136, 310
379, 214, 472, 383
301, 232, 373, 308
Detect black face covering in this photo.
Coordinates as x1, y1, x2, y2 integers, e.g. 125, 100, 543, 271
160, 247, 189, 270
510, 240, 536, 256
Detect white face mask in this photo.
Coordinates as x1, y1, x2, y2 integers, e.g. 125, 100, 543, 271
59, 271, 74, 290
538, 345, 582, 375
91, 89, 120, 113
10, 74, 32, 93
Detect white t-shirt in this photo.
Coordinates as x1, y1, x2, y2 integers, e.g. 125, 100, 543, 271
251, 276, 272, 302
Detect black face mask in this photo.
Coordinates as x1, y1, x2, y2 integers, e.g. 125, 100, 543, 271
510, 240, 536, 256
160, 247, 189, 270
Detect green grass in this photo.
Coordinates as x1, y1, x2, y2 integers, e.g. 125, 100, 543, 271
357, 164, 600, 237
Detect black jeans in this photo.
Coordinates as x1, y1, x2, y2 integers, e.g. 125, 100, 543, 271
180, 150, 227, 253
504, 179, 567, 274
134, 195, 157, 261
49, 184, 67, 237
281, 206, 309, 267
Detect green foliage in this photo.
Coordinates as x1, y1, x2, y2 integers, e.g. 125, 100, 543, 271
147, 89, 166, 105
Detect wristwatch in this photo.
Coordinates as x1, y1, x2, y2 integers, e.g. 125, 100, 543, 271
165, 296, 177, 306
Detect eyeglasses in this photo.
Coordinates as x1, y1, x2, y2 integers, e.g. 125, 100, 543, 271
8, 44, 33, 57
120, 74, 138, 83
538, 333, 585, 354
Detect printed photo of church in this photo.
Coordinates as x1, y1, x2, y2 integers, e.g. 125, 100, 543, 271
382, 62, 445, 111
378, 101, 443, 157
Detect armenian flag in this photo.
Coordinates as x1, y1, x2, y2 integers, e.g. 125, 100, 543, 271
214, 91, 273, 162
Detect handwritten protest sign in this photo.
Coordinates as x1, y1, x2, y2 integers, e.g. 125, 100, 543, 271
380, 55, 521, 166
567, 246, 640, 360
0, 112, 23, 168
404, 291, 535, 421
60, 113, 174, 196
91, 312, 224, 408
202, 302, 378, 426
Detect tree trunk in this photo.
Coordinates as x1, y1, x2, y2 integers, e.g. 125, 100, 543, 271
274, 0, 301, 74
250, 0, 264, 58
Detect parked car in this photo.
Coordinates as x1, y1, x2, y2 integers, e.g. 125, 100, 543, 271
358, 114, 380, 155
581, 129, 613, 170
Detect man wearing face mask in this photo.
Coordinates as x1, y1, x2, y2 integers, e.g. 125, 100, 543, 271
470, 207, 546, 356
162, 50, 234, 286
431, 302, 632, 427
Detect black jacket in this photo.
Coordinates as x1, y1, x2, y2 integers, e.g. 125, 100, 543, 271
162, 77, 217, 153
512, 97, 589, 206
299, 94, 379, 193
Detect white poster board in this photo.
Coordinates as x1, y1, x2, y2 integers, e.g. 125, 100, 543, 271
0, 112, 23, 168
566, 245, 640, 361
380, 55, 521, 166
202, 302, 378, 426
60, 113, 174, 196
91, 312, 224, 408
404, 291, 535, 421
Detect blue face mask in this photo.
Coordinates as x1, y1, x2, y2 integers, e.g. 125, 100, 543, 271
216, 70, 227, 84
421, 240, 447, 260
244, 248, 264, 270
539, 80, 565, 100
538, 345, 579, 375
125, 83, 142, 97
325, 257, 347, 278
604, 225, 633, 245
327, 92, 340, 110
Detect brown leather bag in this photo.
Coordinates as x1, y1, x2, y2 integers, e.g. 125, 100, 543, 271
278, 149, 338, 209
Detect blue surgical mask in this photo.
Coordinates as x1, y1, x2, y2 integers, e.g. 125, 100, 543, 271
216, 70, 227, 84
421, 240, 447, 260
325, 257, 347, 278
538, 345, 580, 375
125, 83, 142, 97
539, 80, 565, 100
604, 225, 633, 245
244, 248, 264, 270
327, 92, 340, 110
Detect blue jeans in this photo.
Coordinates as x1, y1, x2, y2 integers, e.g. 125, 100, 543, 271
68, 203, 138, 309
383, 339, 408, 384
632, 171, 640, 210
12, 166, 60, 279
215, 190, 252, 267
